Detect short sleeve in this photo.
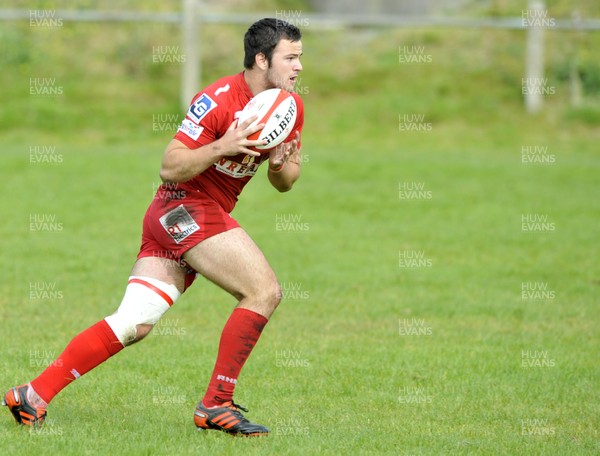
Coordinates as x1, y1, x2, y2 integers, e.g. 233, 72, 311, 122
174, 92, 220, 149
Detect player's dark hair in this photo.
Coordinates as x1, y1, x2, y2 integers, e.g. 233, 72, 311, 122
244, 18, 302, 69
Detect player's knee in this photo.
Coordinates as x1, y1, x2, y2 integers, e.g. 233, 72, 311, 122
115, 323, 154, 345
272, 281, 283, 307
105, 276, 181, 346
133, 324, 154, 342
254, 278, 282, 309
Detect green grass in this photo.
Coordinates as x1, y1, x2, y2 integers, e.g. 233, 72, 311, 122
1, 2, 600, 455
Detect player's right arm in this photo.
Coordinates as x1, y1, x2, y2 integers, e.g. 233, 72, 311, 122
160, 117, 266, 183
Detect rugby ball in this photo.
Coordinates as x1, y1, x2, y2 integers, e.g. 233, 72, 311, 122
238, 88, 297, 152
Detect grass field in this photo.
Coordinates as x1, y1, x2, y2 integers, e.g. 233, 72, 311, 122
1, 2, 600, 455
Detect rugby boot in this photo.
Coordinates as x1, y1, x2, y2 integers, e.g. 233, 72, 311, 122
3, 384, 47, 428
194, 400, 269, 436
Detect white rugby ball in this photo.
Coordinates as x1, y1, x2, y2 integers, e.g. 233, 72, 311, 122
238, 88, 297, 152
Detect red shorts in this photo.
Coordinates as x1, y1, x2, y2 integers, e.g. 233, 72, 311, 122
137, 188, 240, 287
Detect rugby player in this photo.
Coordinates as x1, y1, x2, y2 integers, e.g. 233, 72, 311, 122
4, 18, 304, 437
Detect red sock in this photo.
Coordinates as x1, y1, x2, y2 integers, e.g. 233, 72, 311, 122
202, 308, 268, 407
30, 319, 123, 404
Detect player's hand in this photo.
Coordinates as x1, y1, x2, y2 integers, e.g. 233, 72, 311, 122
269, 131, 300, 170
217, 116, 267, 157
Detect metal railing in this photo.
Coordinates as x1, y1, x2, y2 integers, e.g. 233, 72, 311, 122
2, 2, 599, 112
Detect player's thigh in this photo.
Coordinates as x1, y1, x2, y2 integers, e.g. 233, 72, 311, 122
182, 227, 278, 300
130, 256, 187, 293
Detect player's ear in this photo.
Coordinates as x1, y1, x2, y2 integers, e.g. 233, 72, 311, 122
255, 52, 269, 71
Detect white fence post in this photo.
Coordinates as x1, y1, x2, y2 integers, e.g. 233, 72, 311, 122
524, 0, 545, 113
569, 10, 584, 107
181, 0, 200, 110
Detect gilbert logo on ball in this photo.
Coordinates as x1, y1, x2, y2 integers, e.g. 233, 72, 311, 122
238, 88, 297, 152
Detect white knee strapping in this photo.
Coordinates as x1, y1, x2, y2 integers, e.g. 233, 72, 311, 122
105, 276, 181, 346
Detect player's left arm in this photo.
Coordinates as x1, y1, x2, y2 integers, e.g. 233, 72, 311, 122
267, 131, 302, 192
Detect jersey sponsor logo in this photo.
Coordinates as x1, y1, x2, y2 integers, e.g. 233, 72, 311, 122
187, 93, 217, 124
214, 156, 260, 178
214, 83, 230, 96
159, 204, 200, 244
178, 118, 204, 140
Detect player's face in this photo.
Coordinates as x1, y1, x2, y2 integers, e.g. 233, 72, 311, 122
267, 39, 303, 92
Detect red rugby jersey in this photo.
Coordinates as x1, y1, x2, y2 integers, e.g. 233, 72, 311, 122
173, 72, 304, 213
